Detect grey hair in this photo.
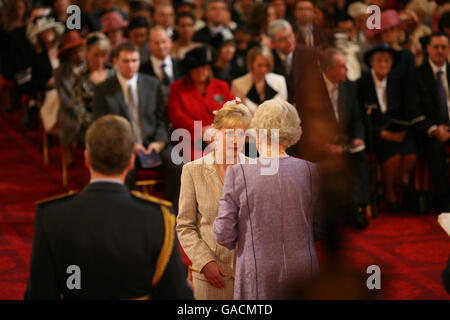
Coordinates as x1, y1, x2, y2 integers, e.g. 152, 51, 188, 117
250, 99, 302, 147
267, 19, 293, 40
319, 47, 345, 71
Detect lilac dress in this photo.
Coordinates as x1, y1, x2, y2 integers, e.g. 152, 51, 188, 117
213, 157, 321, 300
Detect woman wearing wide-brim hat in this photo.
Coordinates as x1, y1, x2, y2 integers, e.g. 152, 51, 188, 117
101, 11, 129, 56
357, 43, 418, 211
22, 15, 65, 128
167, 46, 235, 161
365, 10, 416, 81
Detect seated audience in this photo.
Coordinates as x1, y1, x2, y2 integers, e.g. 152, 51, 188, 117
294, 0, 329, 50
231, 46, 287, 114
358, 44, 417, 211
167, 46, 234, 161
268, 19, 296, 99
406, 33, 450, 212
55, 31, 86, 164
70, 32, 115, 147
212, 38, 240, 84
247, 2, 275, 47
127, 16, 150, 63
193, 0, 234, 50
140, 26, 184, 106
171, 11, 202, 60
213, 99, 322, 299
101, 11, 129, 60
87, 0, 128, 32
93, 42, 182, 213
23, 15, 64, 128
153, 1, 176, 39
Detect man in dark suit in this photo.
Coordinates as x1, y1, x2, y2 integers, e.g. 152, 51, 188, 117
25, 115, 194, 299
293, 0, 328, 50
93, 42, 182, 213
193, 0, 233, 49
294, 48, 370, 228
406, 33, 450, 212
139, 26, 184, 105
268, 19, 296, 102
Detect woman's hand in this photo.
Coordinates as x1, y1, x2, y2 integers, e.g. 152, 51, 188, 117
380, 130, 406, 143
201, 261, 228, 289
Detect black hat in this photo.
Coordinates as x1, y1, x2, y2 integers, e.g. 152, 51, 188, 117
182, 46, 214, 71
364, 43, 399, 68
128, 16, 150, 31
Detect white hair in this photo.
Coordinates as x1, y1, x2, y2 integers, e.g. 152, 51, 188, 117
250, 99, 302, 147
267, 19, 292, 40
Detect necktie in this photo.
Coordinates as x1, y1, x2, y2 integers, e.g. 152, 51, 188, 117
331, 86, 339, 121
128, 84, 143, 144
304, 28, 313, 47
161, 63, 171, 86
436, 70, 450, 125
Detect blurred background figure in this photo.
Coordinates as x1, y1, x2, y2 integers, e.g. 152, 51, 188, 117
171, 11, 202, 60
54, 30, 86, 166
358, 44, 417, 212
153, 1, 176, 39
70, 32, 114, 149
231, 0, 255, 26
87, 0, 128, 32
100, 10, 129, 60
231, 25, 252, 76
247, 2, 275, 47
127, 16, 150, 62
294, 0, 328, 50
168, 46, 234, 161
23, 15, 65, 129
128, 0, 152, 25
140, 26, 184, 106
366, 10, 415, 81
212, 38, 240, 84
268, 19, 296, 100
231, 46, 287, 114
194, 0, 233, 50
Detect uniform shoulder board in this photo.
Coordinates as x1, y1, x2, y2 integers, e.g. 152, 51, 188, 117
130, 190, 173, 208
35, 190, 78, 206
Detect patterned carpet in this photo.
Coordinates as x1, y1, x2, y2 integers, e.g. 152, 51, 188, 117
0, 111, 449, 300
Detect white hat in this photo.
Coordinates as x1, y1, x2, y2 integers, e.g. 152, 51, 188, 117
26, 16, 65, 49
348, 2, 368, 19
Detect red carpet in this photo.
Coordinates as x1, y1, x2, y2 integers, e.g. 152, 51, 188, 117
0, 111, 449, 300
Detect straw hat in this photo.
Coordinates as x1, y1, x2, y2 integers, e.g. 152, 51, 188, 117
26, 16, 65, 49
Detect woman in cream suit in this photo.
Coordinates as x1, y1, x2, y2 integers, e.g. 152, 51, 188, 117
176, 100, 252, 300
231, 46, 288, 114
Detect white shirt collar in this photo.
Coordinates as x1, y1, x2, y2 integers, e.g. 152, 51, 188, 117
116, 72, 138, 89
429, 58, 446, 77
277, 51, 293, 63
371, 69, 387, 89
90, 178, 124, 185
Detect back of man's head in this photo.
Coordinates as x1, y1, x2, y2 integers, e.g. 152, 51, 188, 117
85, 115, 135, 176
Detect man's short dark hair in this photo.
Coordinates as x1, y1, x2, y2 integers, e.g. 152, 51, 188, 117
115, 41, 139, 57
85, 115, 135, 175
428, 31, 449, 44
176, 11, 196, 25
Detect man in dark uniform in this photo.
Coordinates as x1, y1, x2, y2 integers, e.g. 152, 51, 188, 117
24, 115, 194, 300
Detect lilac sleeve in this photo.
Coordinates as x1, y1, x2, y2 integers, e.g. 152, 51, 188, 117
213, 165, 240, 250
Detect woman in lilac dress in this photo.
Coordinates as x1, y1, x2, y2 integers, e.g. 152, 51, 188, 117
213, 99, 322, 300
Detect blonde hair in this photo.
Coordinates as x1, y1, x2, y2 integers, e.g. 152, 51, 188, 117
86, 32, 111, 54
247, 45, 274, 72
212, 99, 253, 130
250, 99, 301, 147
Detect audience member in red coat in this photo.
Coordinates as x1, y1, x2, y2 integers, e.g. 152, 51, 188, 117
168, 46, 234, 161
